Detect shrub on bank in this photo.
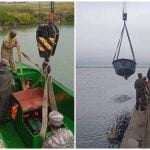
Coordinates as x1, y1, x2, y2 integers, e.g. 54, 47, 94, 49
65, 12, 74, 24
60, 12, 74, 25
0, 4, 74, 26
0, 11, 15, 26
13, 12, 38, 25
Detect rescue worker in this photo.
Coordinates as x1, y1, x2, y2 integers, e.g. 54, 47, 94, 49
42, 111, 74, 148
142, 77, 148, 107
0, 59, 13, 123
142, 77, 147, 91
147, 68, 150, 80
134, 73, 146, 110
146, 78, 150, 104
1, 30, 21, 74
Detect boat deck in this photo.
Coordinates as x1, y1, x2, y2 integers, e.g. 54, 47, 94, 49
0, 62, 74, 148
0, 122, 25, 148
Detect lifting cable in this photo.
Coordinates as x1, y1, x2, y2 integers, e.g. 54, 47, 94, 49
39, 1, 59, 141
39, 2, 42, 25
113, 2, 135, 61
51, 2, 54, 14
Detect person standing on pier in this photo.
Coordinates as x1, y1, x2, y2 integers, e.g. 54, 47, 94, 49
142, 77, 148, 108
146, 68, 150, 103
147, 68, 150, 80
134, 73, 146, 110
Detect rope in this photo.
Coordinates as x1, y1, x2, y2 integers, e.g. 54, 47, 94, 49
50, 2, 55, 25
40, 75, 49, 141
124, 23, 136, 61
51, 2, 54, 13
113, 23, 125, 61
48, 76, 57, 110
40, 62, 57, 141
17, 49, 25, 89
40, 73, 58, 140
122, 2, 127, 14
39, 2, 42, 25
21, 52, 42, 71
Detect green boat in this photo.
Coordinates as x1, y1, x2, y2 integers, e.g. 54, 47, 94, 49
0, 62, 74, 148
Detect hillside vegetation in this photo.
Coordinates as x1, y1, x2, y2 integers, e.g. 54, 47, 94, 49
0, 2, 74, 27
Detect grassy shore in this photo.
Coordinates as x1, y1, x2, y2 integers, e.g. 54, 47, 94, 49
0, 2, 74, 27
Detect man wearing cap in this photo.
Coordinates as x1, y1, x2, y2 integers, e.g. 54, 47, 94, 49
1, 31, 21, 74
134, 73, 146, 110
42, 111, 74, 148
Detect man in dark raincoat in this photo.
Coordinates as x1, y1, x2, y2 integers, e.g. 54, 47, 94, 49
134, 73, 146, 110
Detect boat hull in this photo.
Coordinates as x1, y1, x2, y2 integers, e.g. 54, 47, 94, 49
112, 59, 136, 79
0, 62, 74, 148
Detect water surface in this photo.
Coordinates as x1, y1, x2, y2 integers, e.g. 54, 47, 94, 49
76, 67, 148, 148
0, 25, 74, 90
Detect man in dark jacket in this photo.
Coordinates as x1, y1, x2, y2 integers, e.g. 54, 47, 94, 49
0, 59, 13, 123
134, 73, 146, 110
147, 68, 150, 80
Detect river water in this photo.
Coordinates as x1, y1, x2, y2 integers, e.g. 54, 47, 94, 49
0, 25, 74, 91
76, 67, 148, 148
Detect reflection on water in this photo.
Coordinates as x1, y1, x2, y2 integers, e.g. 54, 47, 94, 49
107, 111, 131, 148
76, 67, 148, 148
0, 25, 74, 90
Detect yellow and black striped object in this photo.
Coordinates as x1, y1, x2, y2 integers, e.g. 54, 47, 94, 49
36, 24, 59, 58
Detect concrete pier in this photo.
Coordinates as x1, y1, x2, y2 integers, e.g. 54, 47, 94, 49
121, 104, 150, 148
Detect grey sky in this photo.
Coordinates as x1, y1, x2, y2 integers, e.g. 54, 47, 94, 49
76, 2, 150, 67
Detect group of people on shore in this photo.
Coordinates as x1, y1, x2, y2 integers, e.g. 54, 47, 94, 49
134, 69, 150, 111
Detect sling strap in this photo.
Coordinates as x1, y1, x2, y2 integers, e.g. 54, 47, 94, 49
113, 6, 135, 61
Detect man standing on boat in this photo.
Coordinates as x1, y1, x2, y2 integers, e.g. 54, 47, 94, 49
42, 111, 74, 148
134, 73, 146, 110
1, 30, 21, 74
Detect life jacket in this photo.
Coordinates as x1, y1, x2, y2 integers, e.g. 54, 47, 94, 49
36, 24, 59, 59
11, 104, 19, 120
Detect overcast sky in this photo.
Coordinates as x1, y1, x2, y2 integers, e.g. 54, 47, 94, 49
76, 2, 150, 67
